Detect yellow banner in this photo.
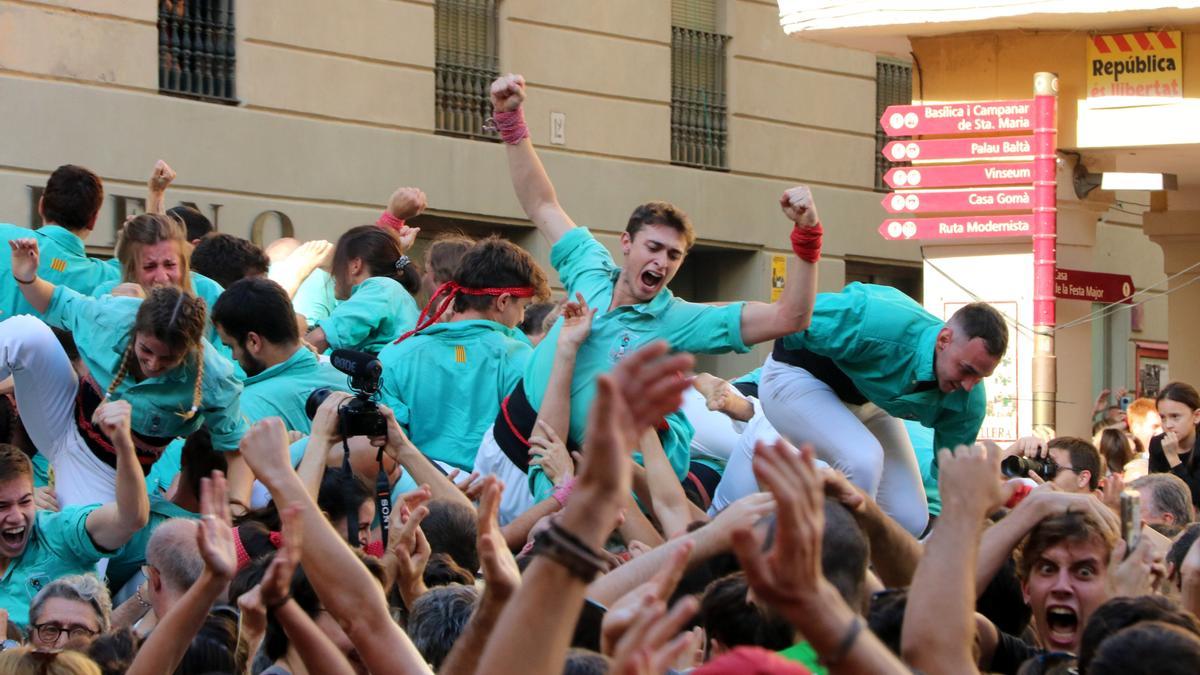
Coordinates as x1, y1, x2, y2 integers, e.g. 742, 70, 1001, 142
1087, 31, 1182, 104
770, 255, 786, 302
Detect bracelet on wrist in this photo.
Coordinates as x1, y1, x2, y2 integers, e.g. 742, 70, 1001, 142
265, 594, 291, 612
13, 273, 36, 285
819, 616, 863, 667
530, 520, 607, 582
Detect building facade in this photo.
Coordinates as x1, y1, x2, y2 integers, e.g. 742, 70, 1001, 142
0, 0, 923, 379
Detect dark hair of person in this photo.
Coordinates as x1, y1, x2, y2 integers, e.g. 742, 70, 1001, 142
0, 443, 33, 485
190, 233, 269, 288
1047, 436, 1103, 491
822, 499, 870, 612
167, 205, 214, 242
520, 302, 558, 338
625, 201, 696, 250
948, 302, 1009, 357
265, 566, 321, 661
866, 589, 907, 656
1088, 620, 1200, 675
1099, 429, 1136, 475
317, 468, 372, 539
420, 500, 479, 574
563, 649, 612, 675
212, 277, 300, 346
179, 428, 227, 504
423, 552, 476, 589
332, 225, 421, 295
699, 572, 794, 656
976, 554, 1033, 636
1016, 510, 1115, 581
175, 612, 238, 675
407, 584, 479, 669
452, 236, 551, 313
41, 164, 103, 232
1168, 523, 1200, 579
86, 628, 140, 675
1078, 596, 1200, 672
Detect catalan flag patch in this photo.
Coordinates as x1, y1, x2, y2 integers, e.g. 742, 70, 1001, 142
454, 345, 467, 363
50, 258, 67, 272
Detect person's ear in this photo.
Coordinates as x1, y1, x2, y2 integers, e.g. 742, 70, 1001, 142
246, 332, 263, 355
936, 326, 954, 351
1078, 470, 1092, 491
1163, 511, 1176, 525
148, 567, 162, 592
495, 293, 512, 313
620, 231, 632, 256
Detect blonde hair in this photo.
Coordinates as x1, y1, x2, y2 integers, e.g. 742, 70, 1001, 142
107, 286, 207, 420
0, 647, 102, 675
115, 213, 194, 294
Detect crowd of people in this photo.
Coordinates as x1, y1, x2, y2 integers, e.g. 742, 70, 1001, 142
0, 73, 1196, 674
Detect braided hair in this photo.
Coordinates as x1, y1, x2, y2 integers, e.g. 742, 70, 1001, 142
115, 213, 195, 294
106, 286, 208, 420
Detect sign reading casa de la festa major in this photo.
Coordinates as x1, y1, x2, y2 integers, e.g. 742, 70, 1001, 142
1087, 31, 1182, 105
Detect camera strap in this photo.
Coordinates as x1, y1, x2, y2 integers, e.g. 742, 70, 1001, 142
339, 414, 359, 548
376, 446, 392, 549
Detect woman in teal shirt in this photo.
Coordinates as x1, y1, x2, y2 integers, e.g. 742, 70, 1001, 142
3, 238, 246, 508
305, 225, 421, 354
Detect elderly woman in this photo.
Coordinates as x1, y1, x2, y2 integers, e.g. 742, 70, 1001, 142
27, 574, 111, 651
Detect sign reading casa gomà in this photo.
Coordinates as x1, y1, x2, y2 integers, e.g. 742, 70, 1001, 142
1087, 31, 1182, 105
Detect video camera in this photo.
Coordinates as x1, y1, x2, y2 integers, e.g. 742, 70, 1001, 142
306, 349, 388, 437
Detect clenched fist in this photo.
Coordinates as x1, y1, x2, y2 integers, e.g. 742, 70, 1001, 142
490, 73, 526, 113
780, 186, 819, 228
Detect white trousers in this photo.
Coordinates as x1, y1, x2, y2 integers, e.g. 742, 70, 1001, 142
0, 316, 117, 507
758, 355, 929, 536
472, 426, 536, 525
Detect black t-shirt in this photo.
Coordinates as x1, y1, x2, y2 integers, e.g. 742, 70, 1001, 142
989, 631, 1055, 674
1147, 429, 1200, 509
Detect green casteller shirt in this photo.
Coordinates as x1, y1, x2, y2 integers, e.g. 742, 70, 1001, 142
779, 641, 827, 674
524, 228, 750, 486
105, 494, 199, 593
778, 282, 986, 467
240, 348, 351, 434
43, 285, 248, 451
292, 268, 339, 329
0, 506, 109, 627
378, 320, 532, 471
316, 276, 419, 353
0, 223, 121, 320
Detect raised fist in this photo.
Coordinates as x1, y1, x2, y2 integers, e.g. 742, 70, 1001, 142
490, 73, 526, 113
387, 187, 427, 221
148, 160, 177, 193
780, 186, 819, 228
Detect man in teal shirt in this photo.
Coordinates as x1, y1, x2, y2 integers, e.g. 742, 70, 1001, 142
211, 277, 349, 433
377, 236, 549, 472
0, 401, 149, 627
475, 75, 823, 513
0, 165, 120, 319
762, 283, 1007, 535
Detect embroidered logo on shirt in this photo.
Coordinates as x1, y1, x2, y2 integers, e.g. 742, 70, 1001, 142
454, 345, 467, 363
610, 332, 636, 364
50, 258, 67, 272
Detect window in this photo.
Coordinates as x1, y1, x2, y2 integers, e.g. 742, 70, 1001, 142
844, 259, 922, 301
435, 0, 500, 140
158, 0, 237, 103
671, 0, 729, 170
875, 59, 912, 190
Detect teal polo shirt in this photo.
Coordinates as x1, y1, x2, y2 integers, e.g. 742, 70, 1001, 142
105, 494, 199, 593
316, 276, 418, 353
0, 505, 108, 627
733, 367, 762, 387
292, 268, 339, 329
0, 223, 121, 320
378, 320, 532, 471
524, 228, 750, 482
43, 286, 248, 451
778, 282, 986, 465
241, 348, 351, 433
904, 419, 942, 517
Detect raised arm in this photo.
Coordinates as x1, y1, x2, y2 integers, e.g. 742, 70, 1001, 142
85, 400, 151, 551
490, 74, 577, 246
127, 472, 235, 675
239, 417, 433, 675
738, 186, 821, 345
9, 239, 56, 314
903, 445, 1010, 675
146, 160, 177, 216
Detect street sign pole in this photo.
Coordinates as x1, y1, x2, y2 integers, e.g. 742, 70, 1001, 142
1032, 72, 1059, 438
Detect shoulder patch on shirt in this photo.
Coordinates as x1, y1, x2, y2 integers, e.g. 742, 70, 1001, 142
454, 345, 466, 363
50, 258, 67, 272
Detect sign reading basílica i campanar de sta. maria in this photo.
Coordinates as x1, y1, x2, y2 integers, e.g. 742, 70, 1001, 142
1087, 31, 1182, 106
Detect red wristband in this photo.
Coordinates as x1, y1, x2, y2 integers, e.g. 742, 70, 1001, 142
790, 222, 823, 263
493, 108, 530, 145
552, 477, 576, 509
376, 211, 406, 231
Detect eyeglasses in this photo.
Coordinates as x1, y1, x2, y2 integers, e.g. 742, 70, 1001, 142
31, 622, 98, 643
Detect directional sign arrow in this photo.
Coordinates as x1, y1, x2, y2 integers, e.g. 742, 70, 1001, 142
878, 215, 1034, 241
881, 136, 1035, 162
883, 162, 1035, 189
881, 100, 1036, 137
881, 188, 1035, 214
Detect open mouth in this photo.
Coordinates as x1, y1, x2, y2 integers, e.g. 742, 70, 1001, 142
2, 526, 26, 547
640, 269, 665, 291
1045, 606, 1078, 646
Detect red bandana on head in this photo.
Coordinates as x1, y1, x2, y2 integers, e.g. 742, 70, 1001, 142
394, 280, 537, 343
